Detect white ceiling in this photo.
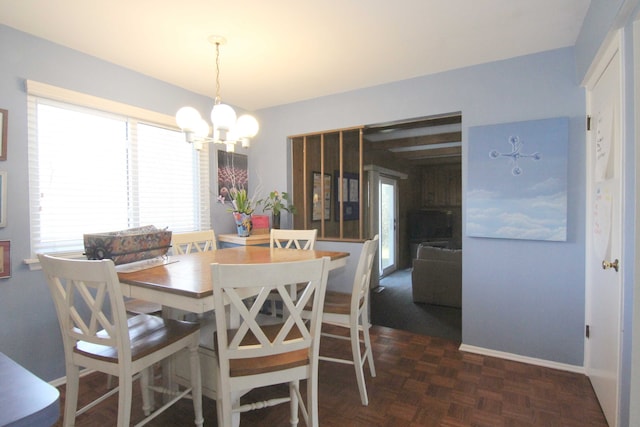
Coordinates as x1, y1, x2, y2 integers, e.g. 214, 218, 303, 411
0, 0, 590, 111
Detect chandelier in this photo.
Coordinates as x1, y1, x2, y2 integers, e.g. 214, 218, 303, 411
175, 36, 259, 152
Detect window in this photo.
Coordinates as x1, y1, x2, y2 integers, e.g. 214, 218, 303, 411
27, 82, 210, 256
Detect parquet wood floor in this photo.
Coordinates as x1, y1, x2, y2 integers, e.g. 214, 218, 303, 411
53, 325, 607, 426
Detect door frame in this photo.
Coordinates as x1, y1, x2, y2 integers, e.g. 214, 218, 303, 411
365, 165, 407, 283
631, 16, 640, 427
583, 29, 625, 427
379, 175, 398, 277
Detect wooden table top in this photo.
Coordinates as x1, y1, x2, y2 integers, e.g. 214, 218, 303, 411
118, 246, 349, 299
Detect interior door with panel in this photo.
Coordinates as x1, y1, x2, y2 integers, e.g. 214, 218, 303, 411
585, 32, 624, 427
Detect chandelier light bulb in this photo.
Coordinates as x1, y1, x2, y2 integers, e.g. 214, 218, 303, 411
237, 114, 259, 139
211, 103, 237, 132
193, 118, 210, 138
176, 106, 202, 131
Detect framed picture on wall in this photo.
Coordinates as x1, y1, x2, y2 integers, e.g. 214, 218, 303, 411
466, 117, 568, 241
0, 109, 7, 161
217, 150, 248, 201
0, 240, 10, 279
312, 172, 331, 221
334, 171, 359, 221
0, 171, 6, 228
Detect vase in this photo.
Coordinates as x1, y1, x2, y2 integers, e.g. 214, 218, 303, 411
272, 212, 281, 229
233, 212, 252, 237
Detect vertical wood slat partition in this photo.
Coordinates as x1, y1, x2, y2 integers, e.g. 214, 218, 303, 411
291, 126, 365, 241
320, 133, 325, 237
358, 128, 364, 239
338, 131, 344, 238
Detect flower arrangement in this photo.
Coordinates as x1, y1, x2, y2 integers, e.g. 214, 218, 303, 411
259, 191, 296, 216
217, 188, 259, 215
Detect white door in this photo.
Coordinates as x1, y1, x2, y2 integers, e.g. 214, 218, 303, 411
585, 33, 624, 427
379, 176, 398, 277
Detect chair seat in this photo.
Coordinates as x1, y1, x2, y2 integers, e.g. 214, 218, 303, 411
75, 314, 200, 362
216, 324, 309, 377
323, 291, 352, 315
124, 298, 162, 315
305, 291, 362, 315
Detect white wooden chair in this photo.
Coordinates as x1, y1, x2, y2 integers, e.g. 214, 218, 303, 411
122, 228, 219, 317
211, 257, 330, 427
171, 230, 217, 254
169, 230, 218, 321
307, 235, 379, 406
39, 254, 204, 427
269, 228, 317, 250
267, 229, 317, 317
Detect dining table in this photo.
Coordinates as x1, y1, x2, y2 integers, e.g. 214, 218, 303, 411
116, 245, 350, 411
117, 245, 349, 314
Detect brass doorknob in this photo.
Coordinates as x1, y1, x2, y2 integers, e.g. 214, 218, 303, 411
602, 259, 619, 272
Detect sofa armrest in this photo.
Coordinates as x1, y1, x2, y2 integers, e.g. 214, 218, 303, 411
411, 258, 461, 308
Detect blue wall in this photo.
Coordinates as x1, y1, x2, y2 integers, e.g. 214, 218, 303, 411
0, 25, 217, 380
0, 23, 587, 381
253, 49, 587, 366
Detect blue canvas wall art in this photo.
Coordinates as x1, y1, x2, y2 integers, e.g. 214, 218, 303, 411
467, 117, 569, 241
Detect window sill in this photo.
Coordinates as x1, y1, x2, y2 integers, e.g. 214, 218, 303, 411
24, 252, 86, 271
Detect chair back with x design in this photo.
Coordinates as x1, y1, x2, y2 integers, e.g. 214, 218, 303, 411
211, 257, 330, 427
269, 229, 317, 250
171, 230, 217, 254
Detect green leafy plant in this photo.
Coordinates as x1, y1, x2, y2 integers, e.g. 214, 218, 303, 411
259, 191, 296, 216
218, 188, 259, 215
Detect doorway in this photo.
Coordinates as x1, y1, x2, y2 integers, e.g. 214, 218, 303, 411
379, 176, 398, 277
364, 113, 462, 341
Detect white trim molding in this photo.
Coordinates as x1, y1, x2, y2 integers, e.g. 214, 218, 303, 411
459, 343, 585, 375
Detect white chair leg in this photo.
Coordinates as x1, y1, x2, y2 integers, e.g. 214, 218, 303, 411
289, 381, 299, 427
140, 368, 152, 416
117, 376, 133, 427
307, 373, 319, 427
362, 316, 376, 377
63, 364, 80, 427
215, 393, 225, 427
106, 374, 115, 390
189, 341, 204, 427
351, 320, 369, 406
230, 392, 242, 427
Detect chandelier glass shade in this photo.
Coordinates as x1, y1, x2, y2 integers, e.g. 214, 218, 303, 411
175, 36, 259, 152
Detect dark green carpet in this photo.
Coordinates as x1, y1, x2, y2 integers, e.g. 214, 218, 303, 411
370, 268, 461, 342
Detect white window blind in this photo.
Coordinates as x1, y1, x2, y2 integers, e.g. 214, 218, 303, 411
27, 82, 210, 256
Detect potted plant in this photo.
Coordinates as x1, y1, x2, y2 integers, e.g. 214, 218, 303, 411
259, 191, 296, 229
218, 188, 260, 236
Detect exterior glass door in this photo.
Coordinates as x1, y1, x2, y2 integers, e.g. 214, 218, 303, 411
379, 176, 397, 277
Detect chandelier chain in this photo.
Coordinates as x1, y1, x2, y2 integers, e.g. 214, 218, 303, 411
175, 35, 258, 151
215, 41, 222, 105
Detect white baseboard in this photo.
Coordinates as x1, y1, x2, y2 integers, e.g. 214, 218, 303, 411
49, 368, 95, 387
458, 343, 585, 374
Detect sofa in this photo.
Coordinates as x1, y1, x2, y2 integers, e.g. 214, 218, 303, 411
411, 243, 462, 308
